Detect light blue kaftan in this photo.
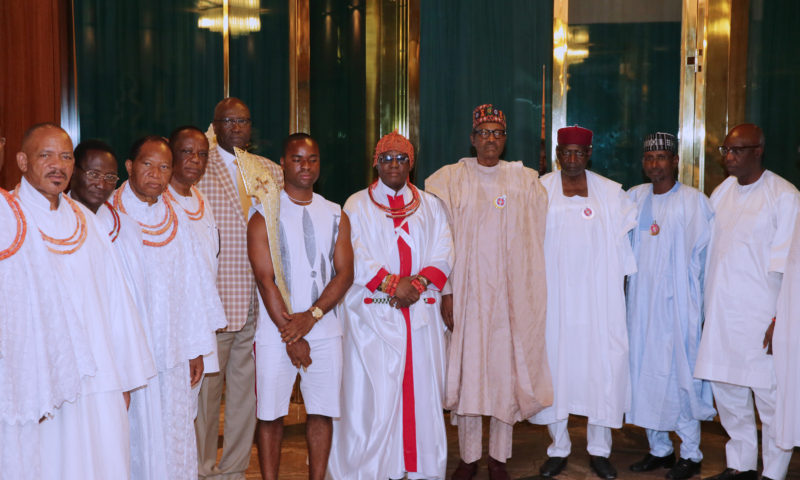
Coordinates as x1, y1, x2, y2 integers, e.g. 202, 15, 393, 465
626, 182, 716, 431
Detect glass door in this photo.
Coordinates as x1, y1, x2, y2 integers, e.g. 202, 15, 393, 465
552, 0, 684, 189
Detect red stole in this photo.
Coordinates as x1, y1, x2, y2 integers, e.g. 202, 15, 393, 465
388, 193, 418, 472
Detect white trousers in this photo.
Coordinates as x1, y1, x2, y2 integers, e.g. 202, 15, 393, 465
546, 418, 612, 457
457, 415, 514, 463
646, 415, 702, 462
711, 380, 792, 480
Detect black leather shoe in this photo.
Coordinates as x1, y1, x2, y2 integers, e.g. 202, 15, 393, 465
703, 468, 757, 480
450, 459, 478, 480
488, 456, 511, 480
630, 453, 676, 472
667, 458, 702, 479
539, 456, 568, 477
590, 456, 618, 479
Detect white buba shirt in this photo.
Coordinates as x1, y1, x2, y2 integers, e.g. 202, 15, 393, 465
530, 170, 637, 428
695, 171, 800, 388
252, 190, 342, 345
327, 180, 453, 480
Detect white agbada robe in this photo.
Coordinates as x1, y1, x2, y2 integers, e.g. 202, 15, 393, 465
0, 188, 95, 479
113, 181, 227, 480
327, 180, 453, 480
94, 201, 169, 480
695, 171, 799, 388
167, 185, 221, 374
626, 182, 716, 430
774, 210, 800, 449
530, 170, 637, 428
17, 177, 155, 479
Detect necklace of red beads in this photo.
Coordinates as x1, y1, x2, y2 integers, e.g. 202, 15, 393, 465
35, 194, 88, 255
113, 182, 178, 247
0, 188, 27, 260
104, 202, 121, 243
367, 180, 421, 219
163, 186, 205, 221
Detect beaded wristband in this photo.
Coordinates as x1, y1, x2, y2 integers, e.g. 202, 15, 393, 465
384, 275, 399, 296
411, 277, 426, 294
379, 274, 393, 293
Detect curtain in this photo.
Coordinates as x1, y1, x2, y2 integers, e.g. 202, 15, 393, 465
746, 0, 800, 188
418, 0, 553, 182
566, 20, 681, 188
74, 0, 288, 177
309, 0, 367, 205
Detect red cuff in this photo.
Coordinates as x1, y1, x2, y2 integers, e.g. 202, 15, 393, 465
418, 266, 447, 291
366, 267, 390, 293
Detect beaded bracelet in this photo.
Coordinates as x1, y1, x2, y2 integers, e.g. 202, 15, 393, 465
384, 275, 399, 296
410, 277, 426, 294
379, 274, 393, 293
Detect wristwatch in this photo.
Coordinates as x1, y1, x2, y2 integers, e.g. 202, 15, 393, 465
309, 306, 324, 321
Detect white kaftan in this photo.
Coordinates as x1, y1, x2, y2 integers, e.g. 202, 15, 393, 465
774, 210, 800, 449
626, 182, 716, 431
0, 188, 94, 479
695, 171, 799, 479
113, 181, 226, 480
167, 185, 221, 374
530, 170, 637, 428
17, 177, 155, 479
95, 202, 170, 480
327, 180, 453, 480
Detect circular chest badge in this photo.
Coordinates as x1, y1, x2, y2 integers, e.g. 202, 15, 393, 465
650, 221, 660, 236
494, 195, 507, 209
582, 206, 594, 220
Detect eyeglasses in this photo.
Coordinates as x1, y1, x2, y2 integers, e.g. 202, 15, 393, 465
214, 117, 252, 127
473, 129, 507, 139
377, 154, 410, 164
556, 148, 589, 158
80, 167, 119, 185
718, 145, 761, 156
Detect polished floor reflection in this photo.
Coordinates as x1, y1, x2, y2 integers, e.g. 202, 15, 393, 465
225, 408, 800, 479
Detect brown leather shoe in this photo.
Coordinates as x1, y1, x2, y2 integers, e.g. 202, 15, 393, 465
488, 456, 511, 480
451, 459, 479, 480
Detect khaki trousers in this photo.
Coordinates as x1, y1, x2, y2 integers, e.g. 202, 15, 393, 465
195, 315, 257, 479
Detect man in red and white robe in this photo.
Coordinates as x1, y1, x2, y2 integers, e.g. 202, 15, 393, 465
327, 131, 454, 479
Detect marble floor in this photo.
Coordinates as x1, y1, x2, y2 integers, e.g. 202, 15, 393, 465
221, 407, 800, 480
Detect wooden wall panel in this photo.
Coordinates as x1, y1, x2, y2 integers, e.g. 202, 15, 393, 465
0, 0, 67, 189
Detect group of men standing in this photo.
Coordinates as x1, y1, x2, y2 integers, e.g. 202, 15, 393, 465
1, 98, 799, 480
529, 121, 800, 480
